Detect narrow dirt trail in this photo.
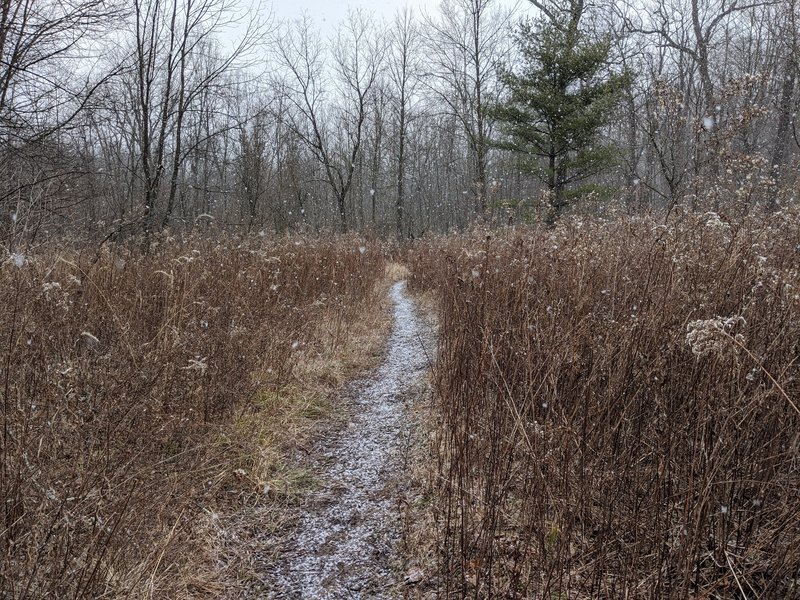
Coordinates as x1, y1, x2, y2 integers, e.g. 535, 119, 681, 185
262, 280, 432, 599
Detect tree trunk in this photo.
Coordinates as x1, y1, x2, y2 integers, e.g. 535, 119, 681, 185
396, 104, 406, 239
769, 55, 796, 209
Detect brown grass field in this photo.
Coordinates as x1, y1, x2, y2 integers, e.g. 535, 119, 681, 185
3, 211, 800, 599
0, 234, 387, 598
407, 210, 800, 598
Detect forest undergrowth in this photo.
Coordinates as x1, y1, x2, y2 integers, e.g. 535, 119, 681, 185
408, 209, 800, 598
0, 234, 387, 598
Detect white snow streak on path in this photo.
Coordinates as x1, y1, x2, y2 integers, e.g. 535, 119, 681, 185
265, 280, 431, 599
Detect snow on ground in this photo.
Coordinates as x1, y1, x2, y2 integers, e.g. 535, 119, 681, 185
261, 280, 432, 599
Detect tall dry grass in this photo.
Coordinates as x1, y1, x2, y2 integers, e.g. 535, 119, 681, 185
0, 234, 384, 598
409, 211, 800, 598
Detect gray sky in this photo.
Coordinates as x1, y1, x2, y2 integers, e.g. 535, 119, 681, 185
268, 0, 439, 28
216, 0, 527, 59
219, 0, 440, 52
264, 0, 526, 31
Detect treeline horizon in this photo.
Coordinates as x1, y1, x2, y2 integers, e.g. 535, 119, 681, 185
2, 0, 798, 247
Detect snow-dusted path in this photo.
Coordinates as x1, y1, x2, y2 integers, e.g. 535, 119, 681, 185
263, 280, 431, 599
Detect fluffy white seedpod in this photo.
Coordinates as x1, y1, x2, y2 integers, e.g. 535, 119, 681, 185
41, 282, 62, 300
685, 315, 746, 357
81, 331, 100, 348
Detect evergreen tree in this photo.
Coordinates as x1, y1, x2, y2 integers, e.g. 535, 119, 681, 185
492, 0, 630, 221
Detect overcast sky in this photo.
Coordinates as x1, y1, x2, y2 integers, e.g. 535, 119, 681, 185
270, 0, 423, 26
213, 0, 528, 60
263, 0, 526, 32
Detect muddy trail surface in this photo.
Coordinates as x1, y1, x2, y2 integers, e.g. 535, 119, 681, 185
260, 280, 433, 599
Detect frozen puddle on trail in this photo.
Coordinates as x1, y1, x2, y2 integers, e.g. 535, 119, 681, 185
264, 280, 431, 599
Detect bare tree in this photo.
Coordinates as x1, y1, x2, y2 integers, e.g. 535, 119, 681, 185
127, 0, 262, 234
424, 0, 512, 217
0, 0, 121, 141
274, 11, 384, 232
769, 0, 799, 199
0, 0, 122, 246
623, 0, 780, 194
388, 7, 421, 238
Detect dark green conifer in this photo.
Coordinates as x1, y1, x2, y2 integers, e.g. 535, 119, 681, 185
492, 0, 630, 221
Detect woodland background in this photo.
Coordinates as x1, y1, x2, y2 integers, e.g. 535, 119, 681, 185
2, 0, 799, 249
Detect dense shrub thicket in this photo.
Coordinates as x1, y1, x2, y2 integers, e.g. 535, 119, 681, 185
0, 235, 384, 597
409, 212, 800, 598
